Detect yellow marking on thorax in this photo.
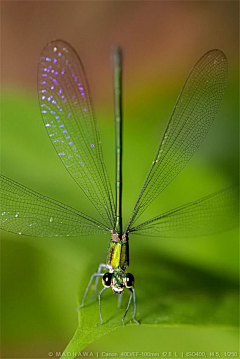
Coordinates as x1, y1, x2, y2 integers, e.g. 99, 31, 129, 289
107, 232, 129, 270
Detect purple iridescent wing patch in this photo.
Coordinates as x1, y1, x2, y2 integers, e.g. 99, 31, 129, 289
38, 40, 115, 228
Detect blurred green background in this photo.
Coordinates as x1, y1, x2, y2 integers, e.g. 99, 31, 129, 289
0, 2, 239, 358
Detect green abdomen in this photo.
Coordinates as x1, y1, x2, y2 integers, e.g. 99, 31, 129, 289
107, 233, 129, 270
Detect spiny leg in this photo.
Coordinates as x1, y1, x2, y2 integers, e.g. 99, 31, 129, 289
93, 263, 109, 299
132, 287, 140, 325
122, 288, 140, 326
96, 286, 107, 326
122, 290, 133, 326
77, 272, 104, 309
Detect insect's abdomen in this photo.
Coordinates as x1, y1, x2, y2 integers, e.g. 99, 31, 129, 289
107, 233, 129, 270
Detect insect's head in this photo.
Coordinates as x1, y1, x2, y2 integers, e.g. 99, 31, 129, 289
102, 270, 134, 294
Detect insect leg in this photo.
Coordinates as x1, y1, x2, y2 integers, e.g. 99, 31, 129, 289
122, 289, 133, 326
96, 286, 107, 326
77, 272, 104, 309
132, 287, 140, 325
94, 263, 109, 299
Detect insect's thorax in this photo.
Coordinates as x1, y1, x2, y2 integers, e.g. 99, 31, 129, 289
107, 232, 129, 270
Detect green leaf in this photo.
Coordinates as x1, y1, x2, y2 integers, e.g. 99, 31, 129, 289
61, 294, 131, 358
61, 242, 238, 358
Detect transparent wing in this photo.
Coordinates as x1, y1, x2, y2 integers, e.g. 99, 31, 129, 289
0, 175, 110, 237
129, 187, 238, 237
126, 50, 228, 231
38, 40, 115, 228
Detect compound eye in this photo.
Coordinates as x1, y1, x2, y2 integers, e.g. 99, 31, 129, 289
125, 273, 134, 288
102, 272, 112, 287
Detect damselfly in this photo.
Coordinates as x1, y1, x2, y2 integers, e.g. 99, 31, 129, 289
0, 41, 237, 326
